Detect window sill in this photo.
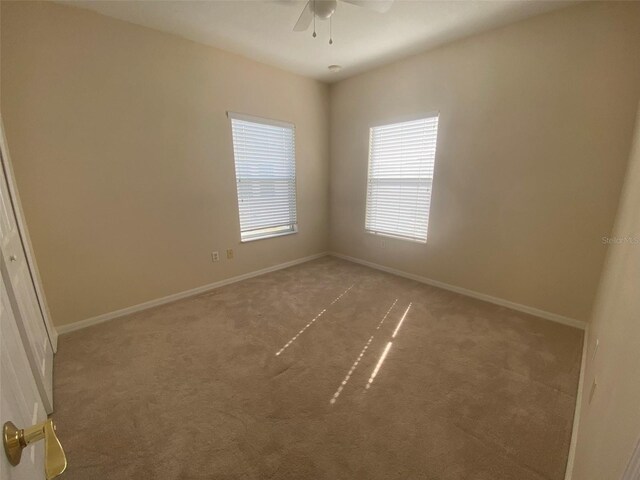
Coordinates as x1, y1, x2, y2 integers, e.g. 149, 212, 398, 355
365, 230, 427, 244
241, 229, 298, 243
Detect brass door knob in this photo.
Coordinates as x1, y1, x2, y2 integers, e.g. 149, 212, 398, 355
3, 419, 67, 479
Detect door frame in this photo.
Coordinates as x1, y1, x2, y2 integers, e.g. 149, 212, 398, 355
623, 437, 640, 480
0, 116, 58, 352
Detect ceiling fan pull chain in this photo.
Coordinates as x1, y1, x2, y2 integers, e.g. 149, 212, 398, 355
312, 0, 317, 38
329, 16, 333, 45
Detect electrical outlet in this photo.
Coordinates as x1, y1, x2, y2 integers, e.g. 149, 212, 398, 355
211, 251, 219, 262
226, 249, 234, 259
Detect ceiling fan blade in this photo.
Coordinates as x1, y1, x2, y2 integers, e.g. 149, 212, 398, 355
341, 0, 393, 13
293, 1, 313, 31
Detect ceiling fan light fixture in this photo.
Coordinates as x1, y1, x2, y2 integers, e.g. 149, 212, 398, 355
293, 0, 393, 33
313, 0, 337, 20
328, 64, 342, 73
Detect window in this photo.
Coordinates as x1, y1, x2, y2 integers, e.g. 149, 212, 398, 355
365, 116, 439, 243
229, 112, 297, 242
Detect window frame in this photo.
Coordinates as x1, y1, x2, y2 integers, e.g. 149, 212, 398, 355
364, 113, 440, 244
228, 111, 298, 243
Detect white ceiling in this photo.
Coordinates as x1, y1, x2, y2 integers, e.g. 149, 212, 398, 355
61, 0, 576, 82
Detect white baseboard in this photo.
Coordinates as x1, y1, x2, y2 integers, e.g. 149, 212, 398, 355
329, 252, 586, 330
57, 252, 329, 335
564, 326, 589, 480
58, 249, 586, 334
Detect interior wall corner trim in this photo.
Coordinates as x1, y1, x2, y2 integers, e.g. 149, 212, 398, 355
329, 251, 587, 330
56, 251, 330, 335
564, 325, 589, 480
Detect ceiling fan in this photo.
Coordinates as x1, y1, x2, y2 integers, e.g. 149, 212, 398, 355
293, 0, 393, 42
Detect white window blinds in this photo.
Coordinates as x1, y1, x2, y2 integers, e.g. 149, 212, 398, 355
365, 116, 439, 243
229, 113, 297, 242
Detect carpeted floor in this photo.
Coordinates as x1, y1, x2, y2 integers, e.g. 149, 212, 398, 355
53, 256, 583, 480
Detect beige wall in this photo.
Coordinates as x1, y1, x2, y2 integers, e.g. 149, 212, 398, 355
0, 1, 330, 327
571, 104, 640, 479
3, 1, 640, 332
329, 2, 640, 323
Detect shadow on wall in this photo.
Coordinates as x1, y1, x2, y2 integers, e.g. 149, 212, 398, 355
572, 103, 640, 480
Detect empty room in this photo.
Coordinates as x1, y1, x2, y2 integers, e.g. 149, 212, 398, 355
1, 1, 640, 479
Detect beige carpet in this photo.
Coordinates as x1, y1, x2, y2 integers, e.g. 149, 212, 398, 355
53, 256, 583, 480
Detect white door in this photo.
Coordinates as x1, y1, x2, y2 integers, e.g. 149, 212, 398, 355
0, 273, 47, 480
0, 147, 53, 413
